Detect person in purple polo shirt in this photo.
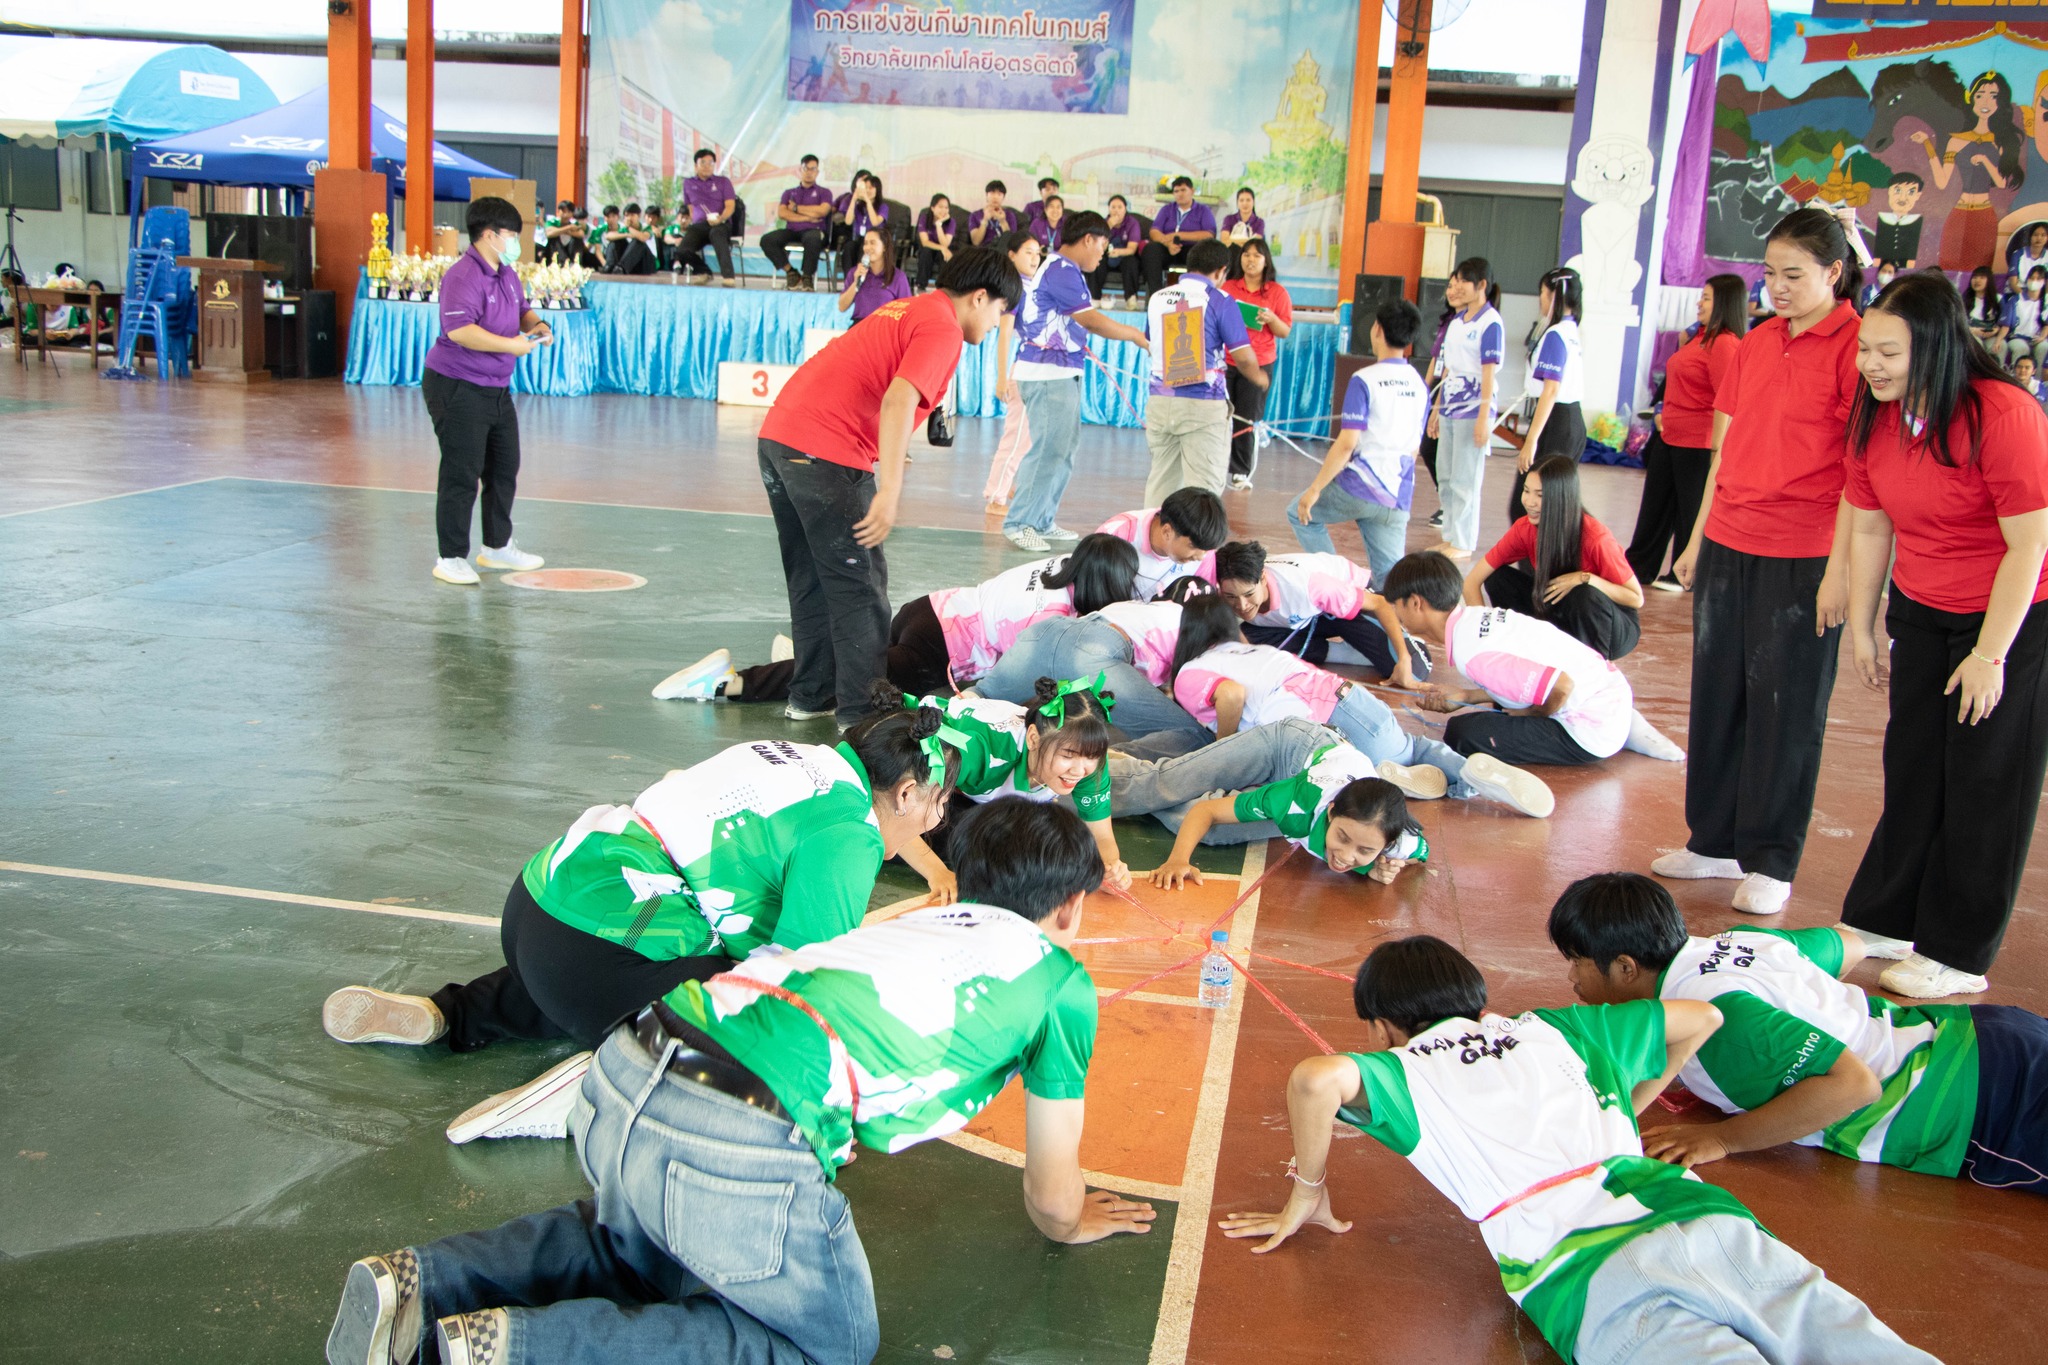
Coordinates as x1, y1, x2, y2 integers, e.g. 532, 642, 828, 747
1001, 211, 1150, 553
969, 179, 1017, 246
1025, 176, 1060, 229
422, 197, 551, 586
1141, 175, 1218, 297
1221, 187, 1266, 245
761, 152, 835, 291
837, 172, 890, 273
838, 228, 912, 323
1141, 239, 1266, 504
1086, 193, 1144, 304
676, 148, 739, 286
914, 192, 957, 291
1031, 195, 1067, 252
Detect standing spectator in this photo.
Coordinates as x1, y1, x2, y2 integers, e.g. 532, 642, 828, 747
1290, 299, 1430, 583
1464, 455, 1644, 660
968, 179, 1016, 246
421, 198, 550, 586
761, 153, 834, 291
914, 193, 957, 290
1417, 304, 1451, 529
605, 203, 658, 275
1025, 176, 1061, 230
1032, 195, 1067, 253
1424, 257, 1504, 559
1002, 213, 1150, 553
837, 173, 890, 272
1506, 267, 1587, 523
838, 228, 911, 324
756, 248, 1021, 728
1219, 238, 1293, 491
1142, 240, 1268, 504
985, 230, 1046, 513
1140, 176, 1218, 297
1088, 194, 1144, 304
676, 148, 739, 286
2004, 264, 2048, 367
1840, 272, 2048, 997
1662, 208, 1863, 918
1626, 273, 1747, 590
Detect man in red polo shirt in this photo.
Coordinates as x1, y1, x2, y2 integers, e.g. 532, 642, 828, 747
756, 247, 1022, 728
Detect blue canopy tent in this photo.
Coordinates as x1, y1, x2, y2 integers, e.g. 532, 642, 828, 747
127, 86, 513, 246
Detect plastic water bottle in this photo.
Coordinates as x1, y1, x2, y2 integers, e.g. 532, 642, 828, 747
1199, 931, 1233, 1009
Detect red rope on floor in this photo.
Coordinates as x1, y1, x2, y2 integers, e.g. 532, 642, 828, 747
1226, 951, 1336, 1055
1245, 949, 1355, 982
1099, 945, 1210, 1006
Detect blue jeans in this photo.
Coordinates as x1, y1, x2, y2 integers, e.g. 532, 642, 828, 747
978, 615, 1209, 742
408, 1026, 877, 1365
1436, 415, 1490, 553
1288, 484, 1412, 586
1109, 718, 1341, 843
1326, 685, 1475, 797
1003, 375, 1083, 534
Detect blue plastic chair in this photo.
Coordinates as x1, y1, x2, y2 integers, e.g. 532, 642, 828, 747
107, 246, 189, 381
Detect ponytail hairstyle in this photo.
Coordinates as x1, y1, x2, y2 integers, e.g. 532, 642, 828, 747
1451, 256, 1501, 312
1167, 593, 1245, 689
1327, 777, 1424, 849
1041, 532, 1140, 615
1156, 573, 1218, 605
1538, 266, 1582, 326
844, 682, 963, 799
1526, 455, 1586, 610
1765, 207, 1862, 302
1700, 272, 1749, 349
1849, 270, 2023, 470
1026, 676, 1115, 771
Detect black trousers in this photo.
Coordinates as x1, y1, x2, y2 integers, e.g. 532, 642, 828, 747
1087, 254, 1142, 303
1244, 612, 1419, 679
1444, 709, 1601, 766
1419, 429, 1440, 490
430, 877, 727, 1052
1684, 538, 1840, 882
737, 592, 951, 703
1842, 589, 2048, 974
423, 368, 520, 559
678, 220, 735, 278
1967, 1003, 2048, 1193
760, 226, 826, 279
913, 246, 952, 291
1624, 436, 1712, 584
1227, 363, 1272, 479
757, 438, 892, 728
1484, 565, 1641, 660
604, 237, 658, 275
1506, 401, 1587, 522
1140, 241, 1188, 295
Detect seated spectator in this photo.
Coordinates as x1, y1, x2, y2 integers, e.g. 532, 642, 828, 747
838, 228, 911, 324
588, 205, 619, 262
914, 193, 957, 290
1857, 258, 1896, 312
541, 199, 582, 263
1025, 176, 1060, 229
1087, 194, 1143, 304
837, 172, 890, 272
761, 153, 835, 291
1032, 195, 1067, 252
2006, 264, 2048, 368
677, 148, 739, 286
2017, 352, 2046, 402
969, 179, 1017, 246
2010, 220, 2048, 285
643, 205, 672, 270
1141, 176, 1217, 297
605, 204, 658, 275
1463, 455, 1644, 660
1964, 265, 2002, 345
1220, 186, 1264, 257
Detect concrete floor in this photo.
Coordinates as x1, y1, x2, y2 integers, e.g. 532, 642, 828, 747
1, 356, 2044, 1363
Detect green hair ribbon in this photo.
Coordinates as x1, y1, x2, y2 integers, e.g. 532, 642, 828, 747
1038, 673, 1114, 725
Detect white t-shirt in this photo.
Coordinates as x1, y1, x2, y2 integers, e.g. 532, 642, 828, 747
1439, 305, 1506, 420
1335, 360, 1430, 511
1095, 508, 1217, 600
1443, 605, 1632, 757
1172, 642, 1347, 730
928, 556, 1075, 678
1092, 600, 1183, 685
1523, 318, 1584, 404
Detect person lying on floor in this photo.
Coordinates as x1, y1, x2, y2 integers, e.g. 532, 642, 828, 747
323, 800, 1156, 1365
1382, 550, 1684, 767
1109, 716, 1339, 841
1219, 935, 1937, 1365
1095, 485, 1232, 599
1548, 871, 2048, 1196
1213, 539, 1431, 686
319, 697, 958, 1144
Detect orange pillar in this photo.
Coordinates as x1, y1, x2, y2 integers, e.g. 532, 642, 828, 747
406, 0, 436, 255
328, 0, 372, 173
558, 0, 587, 210
1337, 0, 1385, 303
315, 0, 387, 360
1363, 0, 1431, 295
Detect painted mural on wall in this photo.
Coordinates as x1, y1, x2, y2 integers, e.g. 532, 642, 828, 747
1709, 11, 2048, 274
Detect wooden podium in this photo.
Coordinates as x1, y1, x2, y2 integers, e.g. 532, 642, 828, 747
177, 257, 283, 382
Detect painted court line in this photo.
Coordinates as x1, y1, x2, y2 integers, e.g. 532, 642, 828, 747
0, 861, 497, 928
0, 476, 231, 520
940, 1130, 1186, 1205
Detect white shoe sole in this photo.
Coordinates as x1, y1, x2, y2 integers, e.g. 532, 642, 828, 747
1376, 760, 1448, 801
474, 552, 543, 571
323, 987, 444, 1045
1731, 893, 1787, 915
652, 648, 732, 701
431, 564, 480, 586
783, 704, 835, 721
446, 1051, 593, 1144
1879, 962, 1989, 999
325, 1257, 399, 1365
770, 634, 795, 663
1461, 754, 1554, 818
1650, 852, 1744, 880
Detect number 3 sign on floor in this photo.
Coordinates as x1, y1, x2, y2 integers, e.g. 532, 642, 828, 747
716, 361, 798, 408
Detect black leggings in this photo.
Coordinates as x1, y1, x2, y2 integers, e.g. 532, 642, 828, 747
1625, 436, 1711, 584
430, 877, 727, 1052
735, 593, 953, 704
1483, 565, 1641, 660
1507, 400, 1587, 522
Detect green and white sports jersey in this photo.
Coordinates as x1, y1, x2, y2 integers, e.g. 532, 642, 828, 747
520, 740, 883, 963
1340, 1003, 1759, 1362
1658, 927, 1979, 1177
917, 693, 1111, 823
665, 902, 1097, 1177
1230, 741, 1427, 872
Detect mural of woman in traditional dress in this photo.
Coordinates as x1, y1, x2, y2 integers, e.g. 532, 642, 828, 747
1910, 69, 2024, 272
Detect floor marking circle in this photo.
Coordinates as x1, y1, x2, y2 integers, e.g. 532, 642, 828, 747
500, 568, 647, 592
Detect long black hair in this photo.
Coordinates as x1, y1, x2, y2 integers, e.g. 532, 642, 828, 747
1957, 70, 2024, 185
1766, 207, 1862, 302
1537, 266, 1582, 326
1041, 532, 1140, 615
845, 683, 963, 797
859, 227, 898, 285
1849, 270, 2025, 469
1328, 777, 1423, 847
1167, 593, 1245, 690
1451, 256, 1501, 312
1700, 272, 1749, 348
1025, 676, 1114, 770
1228, 237, 1279, 287
1526, 454, 1586, 606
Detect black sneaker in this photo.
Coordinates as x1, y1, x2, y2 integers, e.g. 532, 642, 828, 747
784, 268, 801, 290
1427, 509, 1444, 528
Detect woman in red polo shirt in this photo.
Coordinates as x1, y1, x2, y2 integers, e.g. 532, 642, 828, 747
1220, 238, 1293, 491
1838, 272, 2048, 998
1662, 208, 1862, 918
1462, 455, 1643, 659
1625, 273, 1747, 589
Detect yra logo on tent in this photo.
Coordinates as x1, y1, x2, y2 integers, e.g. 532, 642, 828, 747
231, 136, 323, 152
148, 152, 204, 170
179, 72, 240, 100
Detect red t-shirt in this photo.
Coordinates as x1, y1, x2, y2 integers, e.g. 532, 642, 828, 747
1842, 379, 2048, 613
1707, 300, 1861, 558
1484, 511, 1635, 585
759, 291, 964, 470
1661, 330, 1736, 448
1219, 277, 1293, 367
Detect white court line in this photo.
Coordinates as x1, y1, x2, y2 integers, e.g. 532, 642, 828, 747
0, 860, 497, 928
0, 476, 231, 520
940, 1129, 1185, 1205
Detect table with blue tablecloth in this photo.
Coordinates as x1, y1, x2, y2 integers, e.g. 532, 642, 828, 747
346, 275, 1345, 431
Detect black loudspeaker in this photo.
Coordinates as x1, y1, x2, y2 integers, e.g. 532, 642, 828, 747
1347, 273, 1408, 353
205, 214, 315, 292
297, 289, 337, 379
1411, 277, 1450, 365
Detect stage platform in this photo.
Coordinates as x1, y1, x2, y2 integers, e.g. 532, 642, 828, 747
345, 275, 1346, 431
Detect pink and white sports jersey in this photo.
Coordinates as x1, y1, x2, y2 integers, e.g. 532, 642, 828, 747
1096, 508, 1218, 600
1092, 600, 1183, 685
1249, 553, 1373, 629
1172, 642, 1348, 731
929, 556, 1076, 678
1443, 605, 1632, 757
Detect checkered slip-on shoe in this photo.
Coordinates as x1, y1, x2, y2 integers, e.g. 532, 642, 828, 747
325, 1248, 421, 1365
436, 1308, 508, 1365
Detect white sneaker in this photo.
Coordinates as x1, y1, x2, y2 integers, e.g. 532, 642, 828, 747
1625, 710, 1685, 762
1006, 527, 1051, 553
326, 1248, 422, 1365
475, 541, 543, 571
770, 633, 795, 663
323, 986, 447, 1045
1651, 849, 1743, 880
1042, 524, 1082, 543
1844, 925, 1915, 960
652, 648, 734, 701
1879, 953, 1989, 1000
784, 702, 835, 721
1376, 760, 1448, 800
1460, 753, 1555, 818
445, 1051, 592, 1144
1732, 872, 1790, 915
432, 557, 480, 586
1228, 474, 1253, 492
437, 1308, 509, 1365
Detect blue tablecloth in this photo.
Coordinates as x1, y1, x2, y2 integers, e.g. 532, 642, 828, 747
346, 274, 1341, 431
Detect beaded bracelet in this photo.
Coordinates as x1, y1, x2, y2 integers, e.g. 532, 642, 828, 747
1972, 649, 2006, 667
1285, 1158, 1326, 1189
